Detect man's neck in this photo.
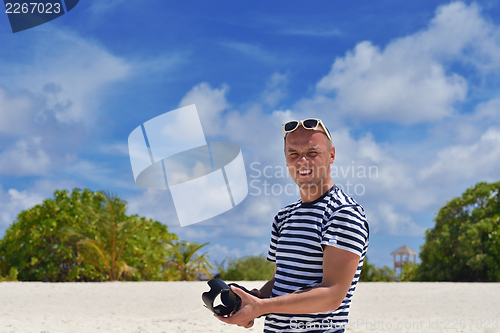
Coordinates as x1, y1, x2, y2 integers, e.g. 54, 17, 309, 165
299, 180, 334, 203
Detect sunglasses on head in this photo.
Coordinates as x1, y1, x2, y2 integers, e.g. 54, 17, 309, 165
282, 118, 332, 141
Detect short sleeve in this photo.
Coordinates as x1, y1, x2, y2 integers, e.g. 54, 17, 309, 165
321, 205, 369, 257
266, 216, 280, 262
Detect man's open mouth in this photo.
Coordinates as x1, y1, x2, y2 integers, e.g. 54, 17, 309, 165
298, 169, 312, 176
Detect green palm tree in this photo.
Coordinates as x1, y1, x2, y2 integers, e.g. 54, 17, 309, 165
165, 241, 213, 281
68, 192, 139, 281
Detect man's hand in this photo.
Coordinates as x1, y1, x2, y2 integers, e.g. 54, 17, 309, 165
249, 288, 261, 297
214, 286, 263, 328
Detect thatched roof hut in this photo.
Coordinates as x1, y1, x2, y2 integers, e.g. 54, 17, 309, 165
391, 245, 418, 274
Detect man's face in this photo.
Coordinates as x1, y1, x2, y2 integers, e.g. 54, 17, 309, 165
284, 126, 335, 191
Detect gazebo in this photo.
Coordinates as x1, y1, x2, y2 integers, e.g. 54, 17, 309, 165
391, 245, 418, 275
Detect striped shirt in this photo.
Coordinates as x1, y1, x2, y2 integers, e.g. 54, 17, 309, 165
265, 185, 369, 333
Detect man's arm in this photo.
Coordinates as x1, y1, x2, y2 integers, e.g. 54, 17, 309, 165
217, 246, 360, 326
255, 264, 276, 298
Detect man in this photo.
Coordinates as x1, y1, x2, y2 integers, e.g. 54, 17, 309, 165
217, 118, 369, 332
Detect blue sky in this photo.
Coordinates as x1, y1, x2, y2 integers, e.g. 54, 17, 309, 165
1, 0, 500, 269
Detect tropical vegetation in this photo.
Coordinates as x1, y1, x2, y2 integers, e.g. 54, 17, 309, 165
0, 188, 194, 281
164, 241, 213, 281
0, 267, 18, 281
216, 255, 275, 281
359, 256, 396, 282
415, 181, 500, 281
10, 180, 498, 283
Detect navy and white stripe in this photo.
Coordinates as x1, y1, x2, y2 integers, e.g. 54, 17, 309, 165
265, 185, 369, 333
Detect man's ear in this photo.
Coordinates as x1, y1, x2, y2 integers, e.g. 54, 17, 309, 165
330, 146, 336, 164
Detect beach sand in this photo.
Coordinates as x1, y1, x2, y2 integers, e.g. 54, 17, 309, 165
0, 281, 498, 333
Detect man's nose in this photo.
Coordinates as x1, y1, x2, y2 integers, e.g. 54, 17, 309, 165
298, 154, 310, 163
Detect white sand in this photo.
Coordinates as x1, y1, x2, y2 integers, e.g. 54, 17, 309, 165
0, 281, 498, 333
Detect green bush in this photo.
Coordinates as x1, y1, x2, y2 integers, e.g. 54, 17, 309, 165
400, 262, 419, 282
359, 257, 396, 282
416, 181, 500, 281
0, 267, 19, 282
0, 189, 178, 281
217, 255, 275, 281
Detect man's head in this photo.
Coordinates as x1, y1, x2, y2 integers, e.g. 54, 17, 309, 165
283, 119, 335, 202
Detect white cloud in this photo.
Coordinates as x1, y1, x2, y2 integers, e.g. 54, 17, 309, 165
243, 240, 269, 256
369, 203, 426, 236
323, 129, 439, 215
0, 29, 170, 182
176, 77, 296, 150
0, 179, 79, 234
207, 244, 241, 263
0, 187, 45, 230
0, 28, 134, 180
132, 53, 187, 77
310, 40, 466, 124
430, 97, 500, 144
35, 35, 130, 124
261, 73, 288, 107
63, 160, 138, 190
0, 88, 44, 136
0, 30, 131, 125
419, 127, 500, 184
0, 138, 51, 176
425, 2, 500, 71
166, 160, 213, 186
179, 83, 230, 137
125, 189, 179, 227
474, 98, 500, 123
299, 2, 500, 125
98, 143, 130, 156
175, 194, 277, 240
315, 40, 466, 124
